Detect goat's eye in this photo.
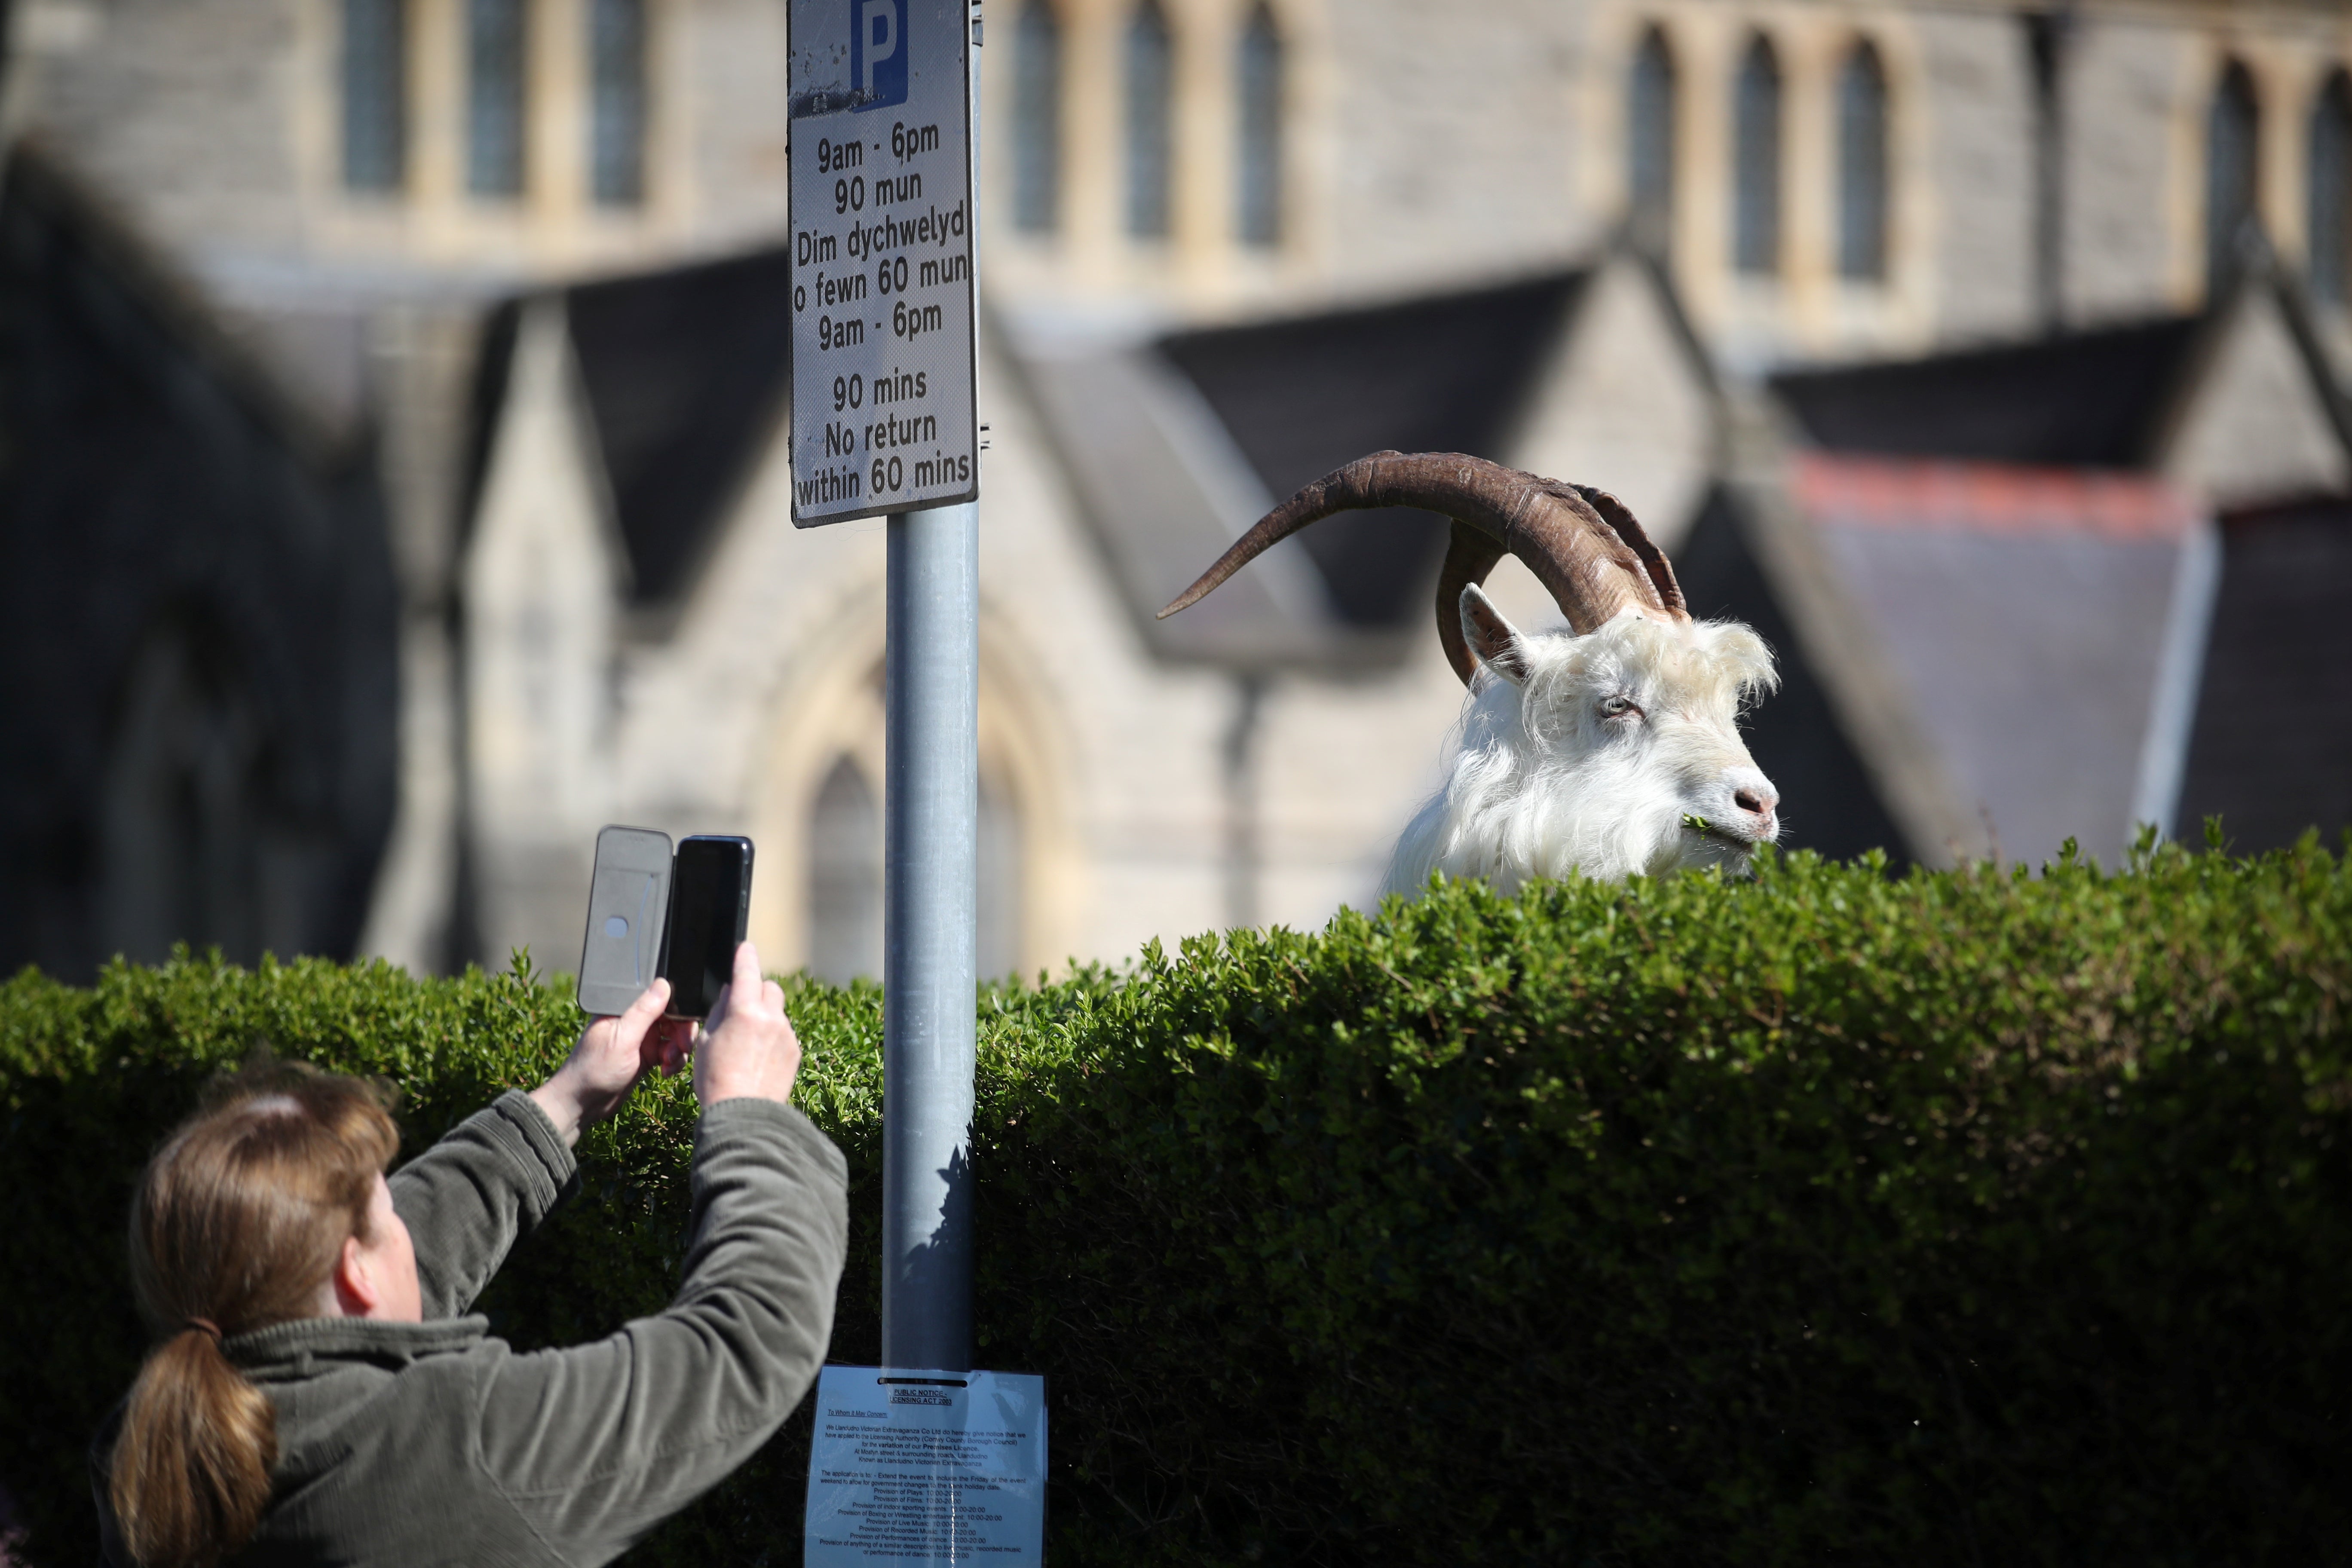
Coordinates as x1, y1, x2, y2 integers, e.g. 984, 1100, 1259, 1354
1601, 695, 1640, 719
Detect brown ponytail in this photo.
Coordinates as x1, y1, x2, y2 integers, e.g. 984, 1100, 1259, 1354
108, 1062, 398, 1568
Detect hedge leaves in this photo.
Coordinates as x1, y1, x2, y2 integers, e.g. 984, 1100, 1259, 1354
3, 841, 2348, 1564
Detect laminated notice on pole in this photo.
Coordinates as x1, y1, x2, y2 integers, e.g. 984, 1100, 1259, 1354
803, 1366, 1047, 1565
787, 0, 979, 527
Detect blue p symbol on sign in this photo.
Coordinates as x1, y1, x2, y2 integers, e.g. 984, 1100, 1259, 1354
852, 0, 907, 110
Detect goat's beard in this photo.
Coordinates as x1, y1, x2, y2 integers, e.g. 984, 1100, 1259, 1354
1670, 815, 1764, 876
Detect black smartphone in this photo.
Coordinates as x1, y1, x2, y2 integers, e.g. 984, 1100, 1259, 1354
658, 835, 755, 1018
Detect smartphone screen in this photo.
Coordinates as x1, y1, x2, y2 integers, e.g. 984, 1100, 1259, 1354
661, 836, 755, 1018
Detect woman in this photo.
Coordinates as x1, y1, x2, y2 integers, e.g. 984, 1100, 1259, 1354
97, 941, 844, 1568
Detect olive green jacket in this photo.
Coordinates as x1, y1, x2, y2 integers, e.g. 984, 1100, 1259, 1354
97, 1090, 849, 1567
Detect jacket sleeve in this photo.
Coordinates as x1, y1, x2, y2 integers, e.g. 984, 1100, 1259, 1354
388, 1090, 579, 1320
467, 1098, 851, 1563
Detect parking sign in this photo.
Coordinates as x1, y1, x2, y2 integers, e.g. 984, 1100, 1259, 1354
788, 0, 978, 526
852, 0, 909, 108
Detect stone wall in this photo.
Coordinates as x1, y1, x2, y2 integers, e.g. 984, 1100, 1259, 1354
2063, 16, 2192, 323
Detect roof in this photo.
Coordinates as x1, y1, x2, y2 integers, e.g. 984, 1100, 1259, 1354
1755, 268, 2352, 865
564, 245, 795, 605
1792, 453, 2200, 542
1789, 452, 2201, 865
1011, 327, 1343, 670
1, 139, 364, 467
509, 255, 1603, 639
1769, 316, 2204, 466
1155, 271, 1589, 626
1007, 267, 1605, 668
0, 142, 399, 976
1672, 484, 1916, 868
2178, 496, 2352, 852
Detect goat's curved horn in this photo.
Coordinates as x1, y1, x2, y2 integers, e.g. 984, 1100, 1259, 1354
1156, 450, 1688, 685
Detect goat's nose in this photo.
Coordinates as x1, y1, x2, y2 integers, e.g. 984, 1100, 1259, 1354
1734, 784, 1779, 829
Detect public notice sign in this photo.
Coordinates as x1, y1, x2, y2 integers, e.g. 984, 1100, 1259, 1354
803, 1365, 1048, 1565
787, 0, 980, 527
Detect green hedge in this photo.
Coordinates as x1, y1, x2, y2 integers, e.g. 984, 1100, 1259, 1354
4, 840, 2350, 1565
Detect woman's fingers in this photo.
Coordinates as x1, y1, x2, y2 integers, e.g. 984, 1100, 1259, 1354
611, 980, 670, 1074
732, 940, 764, 1005
645, 1017, 695, 1076
614, 978, 671, 1044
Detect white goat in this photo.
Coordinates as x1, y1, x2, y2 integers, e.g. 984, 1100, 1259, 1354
1161, 450, 1783, 897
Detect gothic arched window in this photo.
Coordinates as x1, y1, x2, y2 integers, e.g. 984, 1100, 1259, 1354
2208, 59, 2262, 290
342, 0, 407, 193
805, 755, 1023, 983
467, 0, 527, 198
591, 0, 648, 205
808, 756, 882, 985
1627, 25, 1675, 255
1236, 3, 1283, 247
1733, 34, 1782, 276
1125, 1, 1174, 238
1837, 40, 1889, 281
1011, 0, 1063, 233
2309, 71, 2352, 304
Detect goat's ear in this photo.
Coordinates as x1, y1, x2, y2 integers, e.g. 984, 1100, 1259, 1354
1459, 584, 1529, 684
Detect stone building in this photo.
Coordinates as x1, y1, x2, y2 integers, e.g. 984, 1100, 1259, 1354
456, 247, 1718, 977
0, 144, 398, 980
3, 0, 2349, 980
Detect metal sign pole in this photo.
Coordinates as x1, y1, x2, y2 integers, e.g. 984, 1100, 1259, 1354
881, 0, 983, 1383
881, 497, 977, 1372
882, 0, 982, 1375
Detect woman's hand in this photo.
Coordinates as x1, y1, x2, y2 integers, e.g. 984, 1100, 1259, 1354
529, 980, 697, 1147
695, 942, 802, 1106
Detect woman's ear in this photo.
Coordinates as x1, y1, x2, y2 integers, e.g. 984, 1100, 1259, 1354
331, 1232, 383, 1318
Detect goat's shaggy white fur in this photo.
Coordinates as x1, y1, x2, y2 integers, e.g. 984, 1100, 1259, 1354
1386, 599, 1782, 897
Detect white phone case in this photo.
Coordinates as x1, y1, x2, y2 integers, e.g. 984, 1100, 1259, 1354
577, 825, 674, 1016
